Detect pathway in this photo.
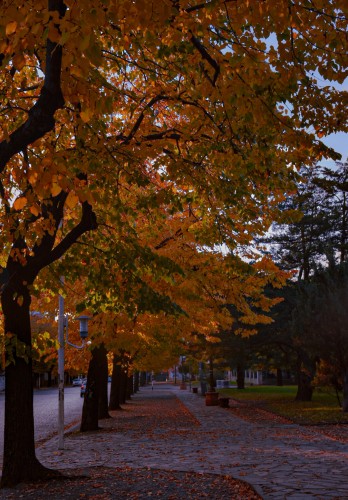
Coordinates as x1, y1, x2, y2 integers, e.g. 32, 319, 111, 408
32, 384, 348, 499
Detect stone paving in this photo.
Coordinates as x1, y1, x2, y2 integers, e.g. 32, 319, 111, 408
36, 384, 348, 500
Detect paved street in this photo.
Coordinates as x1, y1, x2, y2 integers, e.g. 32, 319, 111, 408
30, 384, 348, 499
0, 386, 84, 465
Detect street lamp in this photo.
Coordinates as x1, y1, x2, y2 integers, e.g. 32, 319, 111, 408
77, 315, 90, 339
58, 280, 90, 449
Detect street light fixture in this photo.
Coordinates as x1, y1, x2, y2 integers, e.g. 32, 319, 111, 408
77, 315, 90, 339
57, 280, 90, 450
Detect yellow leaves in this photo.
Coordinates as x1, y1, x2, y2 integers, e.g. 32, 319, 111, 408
123, 34, 131, 50
69, 65, 85, 79
80, 108, 94, 123
29, 205, 40, 217
314, 126, 325, 139
13, 197, 27, 210
0, 127, 10, 143
31, 22, 43, 36
65, 191, 79, 209
28, 171, 38, 185
0, 40, 7, 60
76, 188, 94, 204
6, 21, 17, 36
47, 24, 61, 43
79, 33, 91, 52
51, 183, 62, 197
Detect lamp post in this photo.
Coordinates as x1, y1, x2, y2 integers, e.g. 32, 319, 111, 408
57, 282, 90, 450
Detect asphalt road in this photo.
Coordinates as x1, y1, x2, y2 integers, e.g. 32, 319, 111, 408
0, 386, 84, 465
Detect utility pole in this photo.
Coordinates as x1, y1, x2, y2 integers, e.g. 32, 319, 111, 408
58, 278, 65, 450
57, 277, 90, 450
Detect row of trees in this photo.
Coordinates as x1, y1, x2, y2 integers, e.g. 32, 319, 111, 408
264, 162, 348, 409
202, 162, 348, 409
0, 0, 347, 487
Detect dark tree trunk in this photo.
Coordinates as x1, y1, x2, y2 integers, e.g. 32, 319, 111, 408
119, 367, 128, 404
236, 364, 245, 390
134, 371, 139, 393
140, 371, 147, 386
295, 357, 313, 402
80, 346, 102, 432
342, 369, 348, 412
0, 0, 99, 487
126, 375, 133, 400
109, 356, 122, 410
98, 344, 110, 420
208, 357, 215, 391
295, 372, 313, 401
276, 368, 283, 387
1, 286, 59, 487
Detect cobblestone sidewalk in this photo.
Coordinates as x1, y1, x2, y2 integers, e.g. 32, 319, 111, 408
2, 384, 348, 499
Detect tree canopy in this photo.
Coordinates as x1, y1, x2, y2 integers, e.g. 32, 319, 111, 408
0, 0, 347, 487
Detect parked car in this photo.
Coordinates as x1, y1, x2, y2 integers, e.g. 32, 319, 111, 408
80, 379, 87, 397
72, 378, 82, 386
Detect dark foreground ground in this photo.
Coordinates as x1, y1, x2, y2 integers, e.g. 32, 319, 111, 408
1, 466, 260, 499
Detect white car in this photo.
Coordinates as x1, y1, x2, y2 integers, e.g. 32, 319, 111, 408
72, 378, 82, 386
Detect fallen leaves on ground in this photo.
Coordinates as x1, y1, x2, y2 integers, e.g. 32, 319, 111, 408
0, 467, 261, 499
228, 399, 348, 443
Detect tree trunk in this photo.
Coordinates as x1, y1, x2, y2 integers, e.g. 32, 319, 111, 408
295, 372, 313, 401
140, 371, 147, 386
1, 286, 59, 487
80, 346, 102, 432
98, 344, 110, 420
236, 364, 245, 390
126, 374, 133, 400
276, 368, 283, 386
342, 369, 348, 412
109, 356, 122, 410
208, 357, 215, 391
295, 357, 313, 402
119, 367, 128, 404
134, 371, 139, 393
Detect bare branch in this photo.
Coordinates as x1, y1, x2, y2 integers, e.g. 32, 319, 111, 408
190, 34, 220, 86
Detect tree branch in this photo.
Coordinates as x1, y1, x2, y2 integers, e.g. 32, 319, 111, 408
0, 0, 66, 172
37, 201, 98, 269
190, 34, 220, 86
155, 228, 184, 250
118, 94, 168, 144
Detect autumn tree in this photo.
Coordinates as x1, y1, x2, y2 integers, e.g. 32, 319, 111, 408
0, 0, 347, 486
